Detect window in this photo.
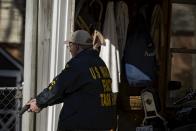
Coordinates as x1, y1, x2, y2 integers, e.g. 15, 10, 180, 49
167, 3, 196, 106
0, 0, 25, 44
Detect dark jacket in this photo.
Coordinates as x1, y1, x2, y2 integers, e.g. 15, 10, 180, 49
36, 49, 117, 130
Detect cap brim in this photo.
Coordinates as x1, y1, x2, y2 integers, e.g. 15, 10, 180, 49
64, 41, 92, 46
64, 40, 71, 44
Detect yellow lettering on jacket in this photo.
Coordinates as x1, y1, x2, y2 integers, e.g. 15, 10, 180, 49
102, 79, 112, 92
94, 67, 101, 79
100, 93, 112, 106
89, 66, 104, 79
99, 66, 110, 78
48, 80, 56, 90
89, 67, 96, 79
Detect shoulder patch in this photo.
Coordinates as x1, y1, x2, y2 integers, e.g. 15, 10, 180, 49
65, 64, 69, 69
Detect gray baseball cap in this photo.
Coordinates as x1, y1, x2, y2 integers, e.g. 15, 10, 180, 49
66, 30, 93, 45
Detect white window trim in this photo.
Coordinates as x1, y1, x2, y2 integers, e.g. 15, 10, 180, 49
47, 0, 75, 131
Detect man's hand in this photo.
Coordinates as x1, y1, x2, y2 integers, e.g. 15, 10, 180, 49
26, 99, 41, 113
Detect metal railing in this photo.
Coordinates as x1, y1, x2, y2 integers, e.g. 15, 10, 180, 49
0, 86, 23, 131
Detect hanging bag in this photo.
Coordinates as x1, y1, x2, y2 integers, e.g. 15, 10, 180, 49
124, 8, 157, 87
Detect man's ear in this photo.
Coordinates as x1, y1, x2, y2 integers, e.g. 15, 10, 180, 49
76, 44, 80, 50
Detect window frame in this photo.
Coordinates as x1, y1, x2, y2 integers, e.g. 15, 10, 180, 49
171, 0, 196, 5
166, 1, 196, 107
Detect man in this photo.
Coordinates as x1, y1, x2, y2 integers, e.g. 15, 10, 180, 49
26, 30, 117, 131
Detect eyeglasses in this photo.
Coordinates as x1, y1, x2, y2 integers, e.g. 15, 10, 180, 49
66, 42, 74, 48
